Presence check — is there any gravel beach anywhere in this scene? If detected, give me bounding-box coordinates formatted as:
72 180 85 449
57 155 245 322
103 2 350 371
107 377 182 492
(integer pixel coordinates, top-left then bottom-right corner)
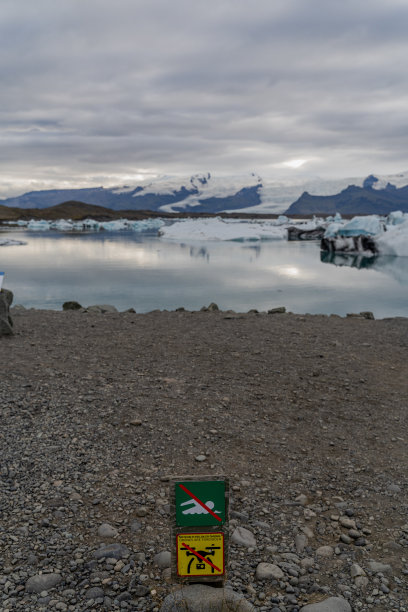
1 307 407 611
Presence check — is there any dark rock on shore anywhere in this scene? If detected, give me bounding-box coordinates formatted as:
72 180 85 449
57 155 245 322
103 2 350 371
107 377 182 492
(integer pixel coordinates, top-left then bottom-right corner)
0 288 13 335
62 300 82 311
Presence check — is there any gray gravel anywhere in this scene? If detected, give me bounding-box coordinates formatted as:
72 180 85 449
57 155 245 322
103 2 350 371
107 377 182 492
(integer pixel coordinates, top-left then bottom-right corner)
1 308 407 611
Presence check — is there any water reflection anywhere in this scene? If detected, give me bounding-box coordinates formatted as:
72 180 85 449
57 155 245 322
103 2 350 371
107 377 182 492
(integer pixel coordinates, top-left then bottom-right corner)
188 246 209 261
0 229 407 316
321 251 408 285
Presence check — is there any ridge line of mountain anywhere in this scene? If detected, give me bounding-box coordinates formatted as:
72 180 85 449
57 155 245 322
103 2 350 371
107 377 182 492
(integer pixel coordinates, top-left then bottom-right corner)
1 171 408 216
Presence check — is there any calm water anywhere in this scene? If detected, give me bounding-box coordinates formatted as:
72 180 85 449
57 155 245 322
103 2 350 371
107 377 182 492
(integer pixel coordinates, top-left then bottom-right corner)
1 228 407 317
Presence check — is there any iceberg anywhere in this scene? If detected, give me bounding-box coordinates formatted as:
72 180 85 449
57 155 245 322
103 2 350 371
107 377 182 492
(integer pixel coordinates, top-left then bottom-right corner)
22 217 165 232
51 219 74 231
386 210 408 226
376 219 408 256
335 215 383 237
27 219 51 231
158 218 287 242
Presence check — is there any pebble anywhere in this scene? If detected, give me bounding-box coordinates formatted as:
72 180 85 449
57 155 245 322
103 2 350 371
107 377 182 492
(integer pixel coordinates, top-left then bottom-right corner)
195 454 207 462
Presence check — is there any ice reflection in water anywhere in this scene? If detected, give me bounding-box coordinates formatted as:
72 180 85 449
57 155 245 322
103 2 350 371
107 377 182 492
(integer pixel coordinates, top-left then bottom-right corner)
0 229 407 317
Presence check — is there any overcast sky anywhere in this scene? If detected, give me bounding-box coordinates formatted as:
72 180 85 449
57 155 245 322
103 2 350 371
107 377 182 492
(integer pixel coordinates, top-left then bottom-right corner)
1 0 408 197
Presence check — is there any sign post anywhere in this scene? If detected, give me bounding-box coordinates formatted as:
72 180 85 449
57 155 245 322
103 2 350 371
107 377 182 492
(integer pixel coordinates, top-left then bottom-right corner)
170 475 229 584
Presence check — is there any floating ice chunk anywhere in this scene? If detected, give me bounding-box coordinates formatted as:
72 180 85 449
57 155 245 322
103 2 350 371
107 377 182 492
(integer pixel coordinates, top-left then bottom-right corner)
386 210 408 226
98 219 129 231
0 238 27 246
275 215 289 225
50 219 74 231
338 215 383 237
27 219 51 231
376 219 408 256
158 218 287 242
127 218 165 232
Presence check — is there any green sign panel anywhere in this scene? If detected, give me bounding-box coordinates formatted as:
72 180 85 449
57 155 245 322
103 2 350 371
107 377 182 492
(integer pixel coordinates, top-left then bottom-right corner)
175 480 226 526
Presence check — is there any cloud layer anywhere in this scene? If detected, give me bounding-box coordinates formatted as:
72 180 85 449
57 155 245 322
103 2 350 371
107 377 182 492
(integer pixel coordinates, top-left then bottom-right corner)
1 0 408 196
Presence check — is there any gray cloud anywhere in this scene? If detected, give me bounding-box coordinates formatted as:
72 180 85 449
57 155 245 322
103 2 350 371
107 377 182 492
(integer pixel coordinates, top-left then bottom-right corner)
1 0 408 196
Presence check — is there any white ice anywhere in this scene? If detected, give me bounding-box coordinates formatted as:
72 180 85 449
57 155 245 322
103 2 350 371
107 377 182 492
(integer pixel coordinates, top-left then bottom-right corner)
376 219 408 257
158 218 288 242
23 218 165 232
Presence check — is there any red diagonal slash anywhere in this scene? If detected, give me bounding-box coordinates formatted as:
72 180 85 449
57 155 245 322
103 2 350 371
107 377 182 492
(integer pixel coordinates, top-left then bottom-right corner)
181 542 222 572
178 483 222 522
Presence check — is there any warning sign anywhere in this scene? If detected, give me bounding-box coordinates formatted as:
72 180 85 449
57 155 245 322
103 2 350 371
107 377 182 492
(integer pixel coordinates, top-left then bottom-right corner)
176 533 224 577
175 480 226 526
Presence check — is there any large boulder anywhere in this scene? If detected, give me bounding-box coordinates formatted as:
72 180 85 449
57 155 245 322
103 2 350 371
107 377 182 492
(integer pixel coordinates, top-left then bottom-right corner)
0 289 13 335
160 584 255 611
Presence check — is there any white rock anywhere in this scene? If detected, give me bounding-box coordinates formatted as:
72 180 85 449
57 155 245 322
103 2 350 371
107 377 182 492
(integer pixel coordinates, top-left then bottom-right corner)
195 455 207 462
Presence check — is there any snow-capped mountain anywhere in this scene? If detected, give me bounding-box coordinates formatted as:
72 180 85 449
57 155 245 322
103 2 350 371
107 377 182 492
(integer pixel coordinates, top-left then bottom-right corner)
1 171 408 214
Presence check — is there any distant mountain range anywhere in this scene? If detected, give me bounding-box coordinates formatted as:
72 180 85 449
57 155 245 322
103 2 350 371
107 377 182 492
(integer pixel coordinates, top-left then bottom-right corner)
1 171 408 215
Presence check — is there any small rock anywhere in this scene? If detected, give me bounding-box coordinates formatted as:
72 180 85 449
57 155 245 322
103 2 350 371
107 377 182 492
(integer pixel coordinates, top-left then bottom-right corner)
295 534 308 554
360 311 375 320
98 523 118 538
25 573 62 593
195 455 207 462
367 561 392 573
300 596 352 612
160 584 255 611
256 562 284 581
339 517 356 529
350 563 365 578
231 526 257 548
268 306 286 314
154 551 171 569
85 586 104 600
93 543 129 560
62 301 82 311
316 546 333 558
354 576 369 589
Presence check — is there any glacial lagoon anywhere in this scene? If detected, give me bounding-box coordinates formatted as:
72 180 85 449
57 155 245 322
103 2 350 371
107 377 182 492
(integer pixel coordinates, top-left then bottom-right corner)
0 227 407 318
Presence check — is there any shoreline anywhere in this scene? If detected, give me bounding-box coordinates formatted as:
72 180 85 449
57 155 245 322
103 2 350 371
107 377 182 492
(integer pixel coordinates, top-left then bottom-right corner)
8 302 408 321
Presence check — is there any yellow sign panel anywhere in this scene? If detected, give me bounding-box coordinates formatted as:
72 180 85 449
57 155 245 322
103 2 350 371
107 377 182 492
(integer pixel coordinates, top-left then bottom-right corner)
176 532 224 577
